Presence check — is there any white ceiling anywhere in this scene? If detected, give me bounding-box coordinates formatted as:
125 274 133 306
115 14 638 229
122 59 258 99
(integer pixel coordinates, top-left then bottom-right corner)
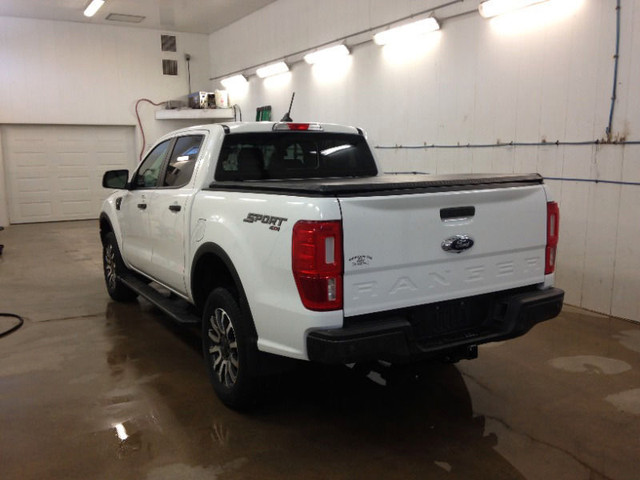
0 0 278 34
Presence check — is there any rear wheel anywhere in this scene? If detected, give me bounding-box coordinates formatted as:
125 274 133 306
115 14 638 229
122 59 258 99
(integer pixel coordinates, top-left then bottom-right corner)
202 287 260 409
103 232 137 302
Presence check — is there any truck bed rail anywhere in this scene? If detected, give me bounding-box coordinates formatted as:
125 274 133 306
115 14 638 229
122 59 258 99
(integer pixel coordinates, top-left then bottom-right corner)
208 173 544 197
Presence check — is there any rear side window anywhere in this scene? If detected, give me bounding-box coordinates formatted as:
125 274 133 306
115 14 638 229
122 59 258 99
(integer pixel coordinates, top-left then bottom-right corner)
215 132 377 181
163 135 204 187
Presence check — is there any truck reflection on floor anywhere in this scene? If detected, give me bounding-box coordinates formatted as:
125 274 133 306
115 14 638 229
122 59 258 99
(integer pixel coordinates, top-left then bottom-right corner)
101 300 527 480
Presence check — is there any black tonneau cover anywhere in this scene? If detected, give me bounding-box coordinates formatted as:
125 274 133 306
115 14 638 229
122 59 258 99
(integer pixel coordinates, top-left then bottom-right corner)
207 173 544 197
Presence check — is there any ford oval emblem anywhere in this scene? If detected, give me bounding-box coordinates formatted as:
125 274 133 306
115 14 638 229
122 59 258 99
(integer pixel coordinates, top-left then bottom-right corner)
442 235 474 254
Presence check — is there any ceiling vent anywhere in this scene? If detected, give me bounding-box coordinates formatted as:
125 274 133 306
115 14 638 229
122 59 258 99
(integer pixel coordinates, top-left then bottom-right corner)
106 13 146 23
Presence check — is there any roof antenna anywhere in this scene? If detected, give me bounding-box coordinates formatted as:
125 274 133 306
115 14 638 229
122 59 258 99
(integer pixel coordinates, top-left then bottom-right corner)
280 92 295 122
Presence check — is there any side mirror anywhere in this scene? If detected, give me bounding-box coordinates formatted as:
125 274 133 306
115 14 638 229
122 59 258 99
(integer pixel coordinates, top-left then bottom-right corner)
102 169 130 189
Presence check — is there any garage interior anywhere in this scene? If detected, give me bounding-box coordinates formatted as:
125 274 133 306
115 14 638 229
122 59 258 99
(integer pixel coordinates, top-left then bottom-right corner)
1 1 639 479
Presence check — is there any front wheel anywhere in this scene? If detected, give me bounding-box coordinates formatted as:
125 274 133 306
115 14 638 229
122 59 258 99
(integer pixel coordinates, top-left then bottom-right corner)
202 287 260 410
103 232 137 302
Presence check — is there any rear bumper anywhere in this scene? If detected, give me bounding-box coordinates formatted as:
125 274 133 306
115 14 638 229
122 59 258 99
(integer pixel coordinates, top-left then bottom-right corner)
307 287 564 364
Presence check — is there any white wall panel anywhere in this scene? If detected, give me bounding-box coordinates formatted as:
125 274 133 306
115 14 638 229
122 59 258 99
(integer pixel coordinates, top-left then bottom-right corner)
0 18 210 127
207 0 640 322
469 149 493 174
581 183 620 314
622 144 640 183
513 148 538 176
612 187 640 320
555 180 588 306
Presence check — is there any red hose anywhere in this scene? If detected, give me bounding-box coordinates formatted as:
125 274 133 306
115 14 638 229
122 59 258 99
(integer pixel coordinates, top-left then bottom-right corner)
135 98 167 161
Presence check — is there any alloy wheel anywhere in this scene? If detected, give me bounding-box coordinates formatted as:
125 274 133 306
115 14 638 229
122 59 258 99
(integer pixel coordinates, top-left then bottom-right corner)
104 244 117 291
207 308 239 387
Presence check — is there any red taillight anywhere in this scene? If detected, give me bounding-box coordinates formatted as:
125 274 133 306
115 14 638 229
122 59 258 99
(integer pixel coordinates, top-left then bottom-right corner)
292 220 343 311
545 201 560 274
286 123 310 131
272 122 323 131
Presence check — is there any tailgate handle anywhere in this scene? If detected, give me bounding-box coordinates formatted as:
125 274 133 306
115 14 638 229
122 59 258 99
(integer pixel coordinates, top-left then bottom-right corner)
440 206 475 221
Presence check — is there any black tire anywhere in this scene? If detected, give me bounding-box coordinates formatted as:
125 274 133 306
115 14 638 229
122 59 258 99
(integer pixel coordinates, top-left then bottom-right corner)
103 232 137 302
202 287 260 410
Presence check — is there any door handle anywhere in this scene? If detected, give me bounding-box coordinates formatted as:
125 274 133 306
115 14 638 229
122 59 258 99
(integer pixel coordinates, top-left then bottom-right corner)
137 203 147 210
440 206 475 221
169 205 182 212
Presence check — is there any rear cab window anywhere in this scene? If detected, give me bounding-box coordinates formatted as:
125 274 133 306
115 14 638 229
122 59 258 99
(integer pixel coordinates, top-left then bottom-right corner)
215 132 378 181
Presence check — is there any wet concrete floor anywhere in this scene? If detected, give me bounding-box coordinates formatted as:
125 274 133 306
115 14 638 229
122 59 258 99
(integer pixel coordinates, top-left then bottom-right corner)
1 220 639 479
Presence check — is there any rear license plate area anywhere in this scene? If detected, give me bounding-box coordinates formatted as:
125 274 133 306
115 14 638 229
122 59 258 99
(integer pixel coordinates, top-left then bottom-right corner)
409 296 491 341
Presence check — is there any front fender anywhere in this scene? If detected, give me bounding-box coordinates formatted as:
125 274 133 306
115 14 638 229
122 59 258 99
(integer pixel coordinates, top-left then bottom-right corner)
99 193 125 250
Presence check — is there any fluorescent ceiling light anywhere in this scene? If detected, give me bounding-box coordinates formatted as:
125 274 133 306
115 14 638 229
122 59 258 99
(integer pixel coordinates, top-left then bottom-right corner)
256 61 289 78
373 17 440 45
220 74 247 90
84 0 105 18
304 45 350 65
479 0 550 18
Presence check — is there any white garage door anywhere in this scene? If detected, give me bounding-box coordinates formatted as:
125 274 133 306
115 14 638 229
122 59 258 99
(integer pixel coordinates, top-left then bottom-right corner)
2 125 135 224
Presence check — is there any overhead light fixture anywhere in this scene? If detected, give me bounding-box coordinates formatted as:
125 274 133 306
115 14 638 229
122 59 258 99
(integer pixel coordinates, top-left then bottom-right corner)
220 74 248 90
479 0 549 18
373 17 440 45
304 45 350 65
487 0 584 34
83 0 105 18
256 61 289 79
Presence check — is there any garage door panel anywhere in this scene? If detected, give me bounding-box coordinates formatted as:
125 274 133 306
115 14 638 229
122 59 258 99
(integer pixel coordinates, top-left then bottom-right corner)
10 139 47 155
12 166 50 180
16 178 51 194
60 199 93 217
13 187 55 199
3 125 135 223
96 137 128 150
59 177 90 193
18 201 53 219
56 165 90 176
57 139 91 154
57 153 91 167
9 152 49 168
96 152 131 167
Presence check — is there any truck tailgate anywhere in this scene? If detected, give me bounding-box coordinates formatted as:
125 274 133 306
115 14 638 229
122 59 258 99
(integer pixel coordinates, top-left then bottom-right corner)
340 182 548 317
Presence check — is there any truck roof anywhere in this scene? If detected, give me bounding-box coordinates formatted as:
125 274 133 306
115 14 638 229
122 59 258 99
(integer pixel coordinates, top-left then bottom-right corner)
164 121 363 137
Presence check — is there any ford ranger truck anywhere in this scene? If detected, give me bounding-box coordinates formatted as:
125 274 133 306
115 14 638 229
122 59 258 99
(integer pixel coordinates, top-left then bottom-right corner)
100 122 564 408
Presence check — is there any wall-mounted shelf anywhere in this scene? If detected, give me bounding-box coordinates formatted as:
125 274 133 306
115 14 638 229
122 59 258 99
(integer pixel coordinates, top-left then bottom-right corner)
155 108 234 120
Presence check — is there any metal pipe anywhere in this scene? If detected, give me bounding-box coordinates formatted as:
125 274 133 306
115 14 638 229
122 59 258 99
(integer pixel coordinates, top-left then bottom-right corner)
606 0 621 139
375 140 640 149
545 177 640 187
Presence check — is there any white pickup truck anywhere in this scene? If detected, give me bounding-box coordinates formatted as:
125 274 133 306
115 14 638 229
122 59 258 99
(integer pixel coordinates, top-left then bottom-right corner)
100 121 564 408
